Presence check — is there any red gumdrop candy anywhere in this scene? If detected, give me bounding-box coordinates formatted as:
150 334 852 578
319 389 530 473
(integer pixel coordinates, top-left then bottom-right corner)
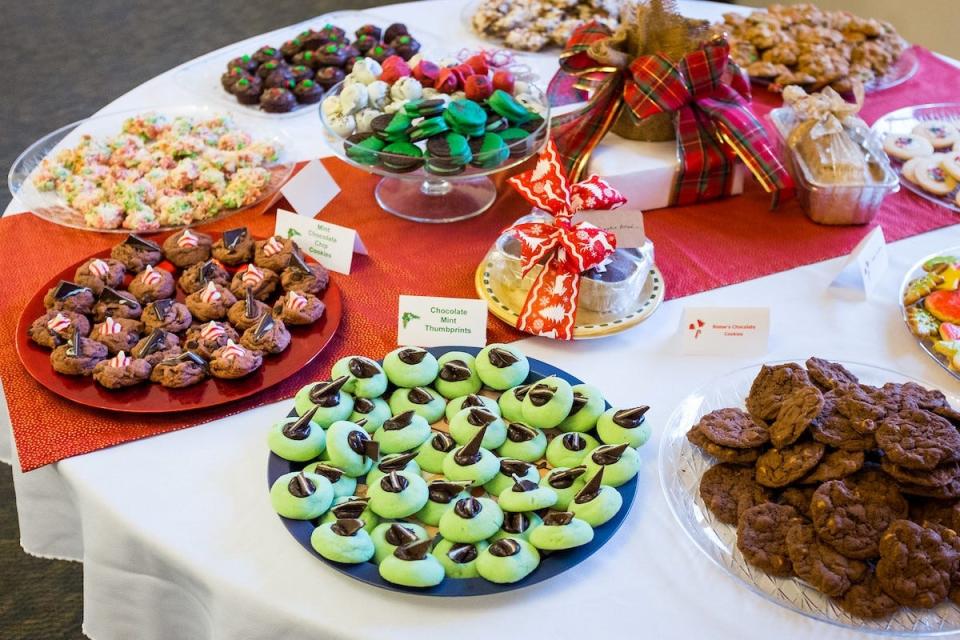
413 60 440 87
464 75 493 101
492 70 515 94
435 68 460 94
465 54 489 76
454 63 475 79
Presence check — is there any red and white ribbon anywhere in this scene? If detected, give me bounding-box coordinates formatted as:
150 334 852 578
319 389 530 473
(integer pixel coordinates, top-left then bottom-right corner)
262 236 284 257
505 140 624 340
200 321 225 340
89 259 110 278
101 317 123 335
285 291 308 312
200 281 222 304
220 339 245 360
108 351 131 368
177 229 199 249
241 264 264 288
47 313 71 333
142 264 163 286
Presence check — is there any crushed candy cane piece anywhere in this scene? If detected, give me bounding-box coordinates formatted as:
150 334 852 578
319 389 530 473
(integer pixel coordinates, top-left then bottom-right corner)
101 317 123 335
142 264 163 286
285 291 308 312
241 264 264 288
89 259 110 278
199 321 225 340
47 313 72 333
220 339 246 360
177 229 199 248
108 351 131 368
200 281 222 304
262 236 284 257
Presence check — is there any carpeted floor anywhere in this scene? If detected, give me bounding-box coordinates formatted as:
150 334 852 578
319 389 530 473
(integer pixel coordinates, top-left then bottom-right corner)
0 3 397 637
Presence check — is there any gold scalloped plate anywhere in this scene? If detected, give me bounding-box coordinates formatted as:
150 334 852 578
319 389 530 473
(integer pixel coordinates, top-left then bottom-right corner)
474 252 665 340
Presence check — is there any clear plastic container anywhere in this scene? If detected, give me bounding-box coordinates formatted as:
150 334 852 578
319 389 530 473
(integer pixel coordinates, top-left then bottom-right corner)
769 108 899 225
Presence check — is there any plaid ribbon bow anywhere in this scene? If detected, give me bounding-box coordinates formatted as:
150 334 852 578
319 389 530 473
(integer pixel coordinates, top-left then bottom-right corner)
505 141 624 340
548 22 793 206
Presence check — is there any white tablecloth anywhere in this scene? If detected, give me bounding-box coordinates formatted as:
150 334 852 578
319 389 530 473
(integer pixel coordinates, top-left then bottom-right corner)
3 2 959 638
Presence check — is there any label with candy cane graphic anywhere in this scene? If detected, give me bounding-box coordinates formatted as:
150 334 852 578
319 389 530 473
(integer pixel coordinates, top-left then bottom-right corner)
220 339 246 360
47 313 72 333
285 291 308 312
200 281 222 304
199 321 225 340
262 236 284 257
89 259 110 278
101 317 123 335
142 265 163 286
241 265 264 288
108 351 131 368
177 229 199 248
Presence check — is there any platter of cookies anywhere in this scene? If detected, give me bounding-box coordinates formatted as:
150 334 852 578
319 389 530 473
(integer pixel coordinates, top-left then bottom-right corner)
873 103 960 213
902 248 960 380
267 344 648 595
15 229 342 413
463 0 624 52
661 358 960 633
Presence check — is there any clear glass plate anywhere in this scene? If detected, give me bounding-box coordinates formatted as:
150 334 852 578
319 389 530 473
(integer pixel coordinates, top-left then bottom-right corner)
659 360 960 635
7 104 295 233
752 46 919 94
871 102 960 214
899 247 960 381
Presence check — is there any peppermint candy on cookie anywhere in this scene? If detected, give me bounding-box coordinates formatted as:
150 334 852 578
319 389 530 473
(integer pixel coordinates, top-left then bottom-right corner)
200 321 225 340
241 264 265 288
177 229 200 249
262 237 284 258
89 259 110 278
883 133 934 161
47 313 72 333
912 121 960 150
142 264 163 286
220 339 246 360
108 351 131 368
101 317 123 335
285 291 308 312
200 281 223 304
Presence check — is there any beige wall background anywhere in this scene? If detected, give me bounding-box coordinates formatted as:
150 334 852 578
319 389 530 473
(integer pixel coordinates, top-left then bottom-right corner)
734 0 960 58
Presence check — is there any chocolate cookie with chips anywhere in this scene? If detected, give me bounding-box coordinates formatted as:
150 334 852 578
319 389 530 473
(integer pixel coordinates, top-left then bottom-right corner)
786 522 868 597
803 449 865 484
810 390 876 451
806 357 859 391
778 486 817 519
746 363 812 421
696 408 770 449
876 409 960 471
737 503 805 576
755 441 825 488
876 519 959 608
770 386 823 448
686 425 762 465
699 463 772 525
835 569 901 620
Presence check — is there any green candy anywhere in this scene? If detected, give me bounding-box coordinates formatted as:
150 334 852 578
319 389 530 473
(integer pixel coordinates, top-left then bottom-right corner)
438 496 503 543
345 136 385 166
371 521 428 564
404 98 446 117
434 351 482 399
382 113 414 142
348 397 392 433
449 407 506 449
415 480 471 526
301 462 358 500
499 127 529 146
442 426 500 487
496 421 547 462
414 431 457 474
497 384 529 422
545 432 599 468
310 519 375 563
528 512 594 550
388 387 446 424
379 540 445 587
483 459 539 497
365 451 421 487
476 344 530 390
476 538 540 584
409 116 449 142
445 394 500 422
326 420 378 476
443 98 486 128
567 467 623 527
433 539 488 579
269 471 333 520
497 478 557 512
320 496 380 533
490 512 543 542
382 347 439 388
596 407 651 448
374 410 432 454
367 471 429 518
470 132 509 168
558 384 606 433
584 443 641 487
488 89 532 124
267 406 325 461
522 376 574 429
330 356 388 398
293 377 355 426
539 466 588 511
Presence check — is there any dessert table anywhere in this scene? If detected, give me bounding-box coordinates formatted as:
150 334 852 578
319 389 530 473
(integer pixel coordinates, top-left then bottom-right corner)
3 1 960 639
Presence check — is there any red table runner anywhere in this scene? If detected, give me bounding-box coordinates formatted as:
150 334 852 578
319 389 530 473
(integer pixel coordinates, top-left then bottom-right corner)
4 47 958 472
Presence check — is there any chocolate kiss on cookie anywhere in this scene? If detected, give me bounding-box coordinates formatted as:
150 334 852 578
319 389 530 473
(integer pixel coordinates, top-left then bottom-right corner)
151 298 175 321
66 329 82 357
288 472 316 497
348 357 380 378
499 458 532 477
376 451 419 472
502 512 532 534
574 467 604 503
467 408 497 426
407 387 434 404
489 538 521 557
397 347 428 365
330 497 369 519
100 286 138 307
543 511 575 526
135 329 167 358
385 523 420 546
488 347 520 367
562 433 588 451
53 280 91 300
427 480 471 503
222 227 248 250
123 234 161 251
462 394 488 409
394 538 432 561
309 376 350 407
309 463 344 484
614 406 649 428
331 518 366 537
381 471 410 493
548 465 587 489
383 410 416 431
346 428 377 457
428 430 456 452
510 474 539 492
454 496 483 518
448 542 481 563
439 360 472 382
591 443 629 465
454 425 487 465
506 422 538 442
282 406 319 439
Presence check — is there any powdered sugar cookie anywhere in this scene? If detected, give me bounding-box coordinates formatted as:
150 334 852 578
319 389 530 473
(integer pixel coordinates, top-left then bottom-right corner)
942 150 960 182
912 121 960 150
913 157 958 196
884 133 934 160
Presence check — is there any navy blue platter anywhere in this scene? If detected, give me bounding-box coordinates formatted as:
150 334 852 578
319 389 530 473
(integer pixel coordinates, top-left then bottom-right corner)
266 345 638 596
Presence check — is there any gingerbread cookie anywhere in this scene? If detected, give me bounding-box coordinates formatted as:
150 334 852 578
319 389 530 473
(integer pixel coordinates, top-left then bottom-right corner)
699 463 772 525
755 441 825 488
746 363 812 421
786 522 868 597
736 503 805 577
770 386 823 448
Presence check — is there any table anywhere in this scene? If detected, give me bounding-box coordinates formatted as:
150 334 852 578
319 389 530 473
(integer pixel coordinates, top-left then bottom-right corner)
3 2 960 639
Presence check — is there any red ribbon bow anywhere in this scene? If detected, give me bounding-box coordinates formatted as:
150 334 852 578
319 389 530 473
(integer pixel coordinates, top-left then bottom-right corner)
505 141 625 340
548 22 793 206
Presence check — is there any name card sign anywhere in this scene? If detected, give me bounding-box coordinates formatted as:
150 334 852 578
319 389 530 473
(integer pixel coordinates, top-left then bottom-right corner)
280 160 341 217
275 209 367 275
680 307 770 356
397 296 488 348
830 227 888 298
573 208 647 248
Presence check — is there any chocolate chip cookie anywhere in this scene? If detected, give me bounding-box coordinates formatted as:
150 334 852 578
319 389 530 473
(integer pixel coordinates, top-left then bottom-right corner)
778 486 817 519
786 522 868 597
835 569 901 620
806 357 859 391
696 408 770 449
687 425 763 465
881 460 960 488
755 441 825 488
699 463 772 525
876 519 958 608
736 503 805 576
803 449 865 484
810 392 876 451
771 386 823 448
910 499 960 531
812 471 908 559
876 409 960 471
746 363 812 421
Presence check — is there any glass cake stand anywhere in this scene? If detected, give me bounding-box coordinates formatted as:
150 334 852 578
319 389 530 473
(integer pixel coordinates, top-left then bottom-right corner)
319 82 550 223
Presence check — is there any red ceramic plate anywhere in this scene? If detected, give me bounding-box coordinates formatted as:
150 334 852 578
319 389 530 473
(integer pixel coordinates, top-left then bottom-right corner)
15 238 342 414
